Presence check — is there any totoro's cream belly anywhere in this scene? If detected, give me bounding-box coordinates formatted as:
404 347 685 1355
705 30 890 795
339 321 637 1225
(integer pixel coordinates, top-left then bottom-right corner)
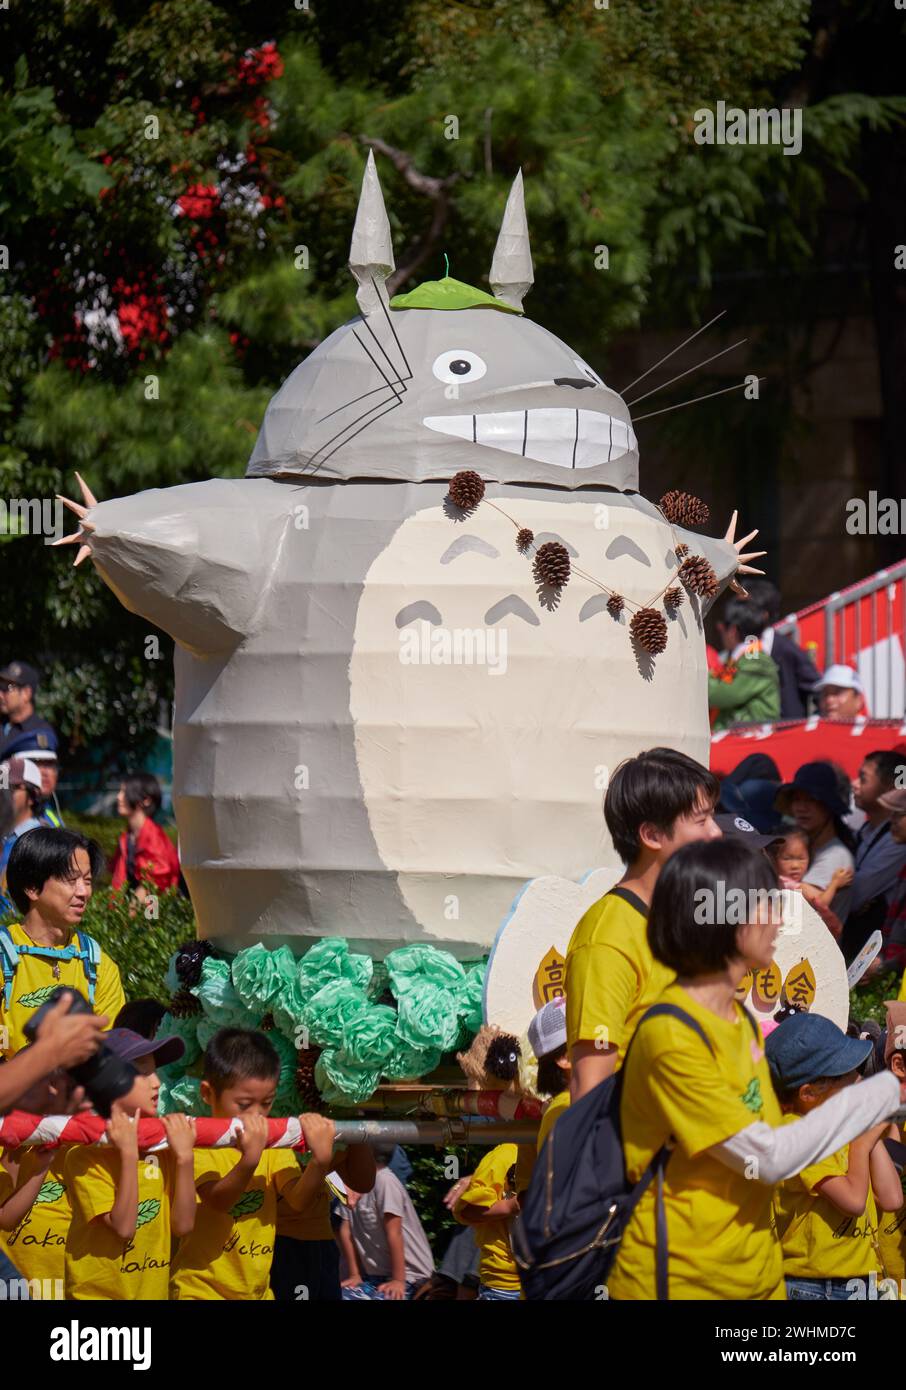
348 494 711 951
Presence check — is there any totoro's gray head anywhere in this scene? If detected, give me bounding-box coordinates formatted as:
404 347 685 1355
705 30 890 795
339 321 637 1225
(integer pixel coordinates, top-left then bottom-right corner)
247 160 638 492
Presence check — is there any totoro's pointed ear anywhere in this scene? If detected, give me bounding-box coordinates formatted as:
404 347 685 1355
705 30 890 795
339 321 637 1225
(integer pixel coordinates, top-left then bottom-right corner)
349 150 395 316
489 169 533 311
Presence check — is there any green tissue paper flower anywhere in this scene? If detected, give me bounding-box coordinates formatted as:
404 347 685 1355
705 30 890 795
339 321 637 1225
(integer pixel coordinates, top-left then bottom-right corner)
340 1005 398 1069
159 1075 210 1116
190 958 258 1029
153 1012 201 1076
196 1016 221 1053
232 944 299 1015
296 938 373 1001
385 945 466 999
383 1038 442 1082
301 978 369 1049
268 1028 302 1105
165 951 182 996
314 1049 380 1106
452 963 486 1035
271 971 309 1043
395 979 460 1052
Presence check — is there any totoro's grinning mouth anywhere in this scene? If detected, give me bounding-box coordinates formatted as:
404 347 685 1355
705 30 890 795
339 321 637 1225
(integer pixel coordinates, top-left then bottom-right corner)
422 409 637 470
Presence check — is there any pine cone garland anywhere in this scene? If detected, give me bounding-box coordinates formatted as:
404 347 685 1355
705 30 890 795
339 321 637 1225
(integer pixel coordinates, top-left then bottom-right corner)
169 988 202 1019
296 1047 323 1110
675 542 690 559
630 607 668 655
660 490 710 527
606 593 625 618
533 540 571 588
679 554 719 599
447 470 485 511
516 527 534 554
664 586 684 611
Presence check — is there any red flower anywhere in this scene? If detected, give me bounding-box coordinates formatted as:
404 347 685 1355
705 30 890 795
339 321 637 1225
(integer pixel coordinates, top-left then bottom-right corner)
178 184 219 219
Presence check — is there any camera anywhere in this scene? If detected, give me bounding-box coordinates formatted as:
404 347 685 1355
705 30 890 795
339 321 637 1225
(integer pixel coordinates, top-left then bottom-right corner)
24 986 139 1118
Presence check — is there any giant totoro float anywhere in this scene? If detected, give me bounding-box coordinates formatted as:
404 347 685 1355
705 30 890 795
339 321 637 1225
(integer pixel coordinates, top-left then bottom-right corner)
59 155 765 961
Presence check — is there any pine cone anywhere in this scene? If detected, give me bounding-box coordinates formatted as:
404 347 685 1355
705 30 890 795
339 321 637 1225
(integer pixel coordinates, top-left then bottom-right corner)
447 470 485 511
679 554 719 599
675 542 690 559
660 490 710 527
296 1047 323 1111
606 593 625 618
169 988 202 1019
533 540 571 588
630 607 668 655
664 586 684 611
516 527 534 554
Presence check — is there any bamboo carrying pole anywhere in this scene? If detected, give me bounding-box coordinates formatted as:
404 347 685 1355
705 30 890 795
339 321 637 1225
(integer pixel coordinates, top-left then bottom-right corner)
0 1112 539 1150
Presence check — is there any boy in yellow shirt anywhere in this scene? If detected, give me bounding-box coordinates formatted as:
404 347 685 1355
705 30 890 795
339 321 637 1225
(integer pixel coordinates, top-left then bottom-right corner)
64 1028 197 1299
170 1027 336 1300
0 1059 86 1298
567 748 720 1101
454 1143 521 1300
767 1011 903 1300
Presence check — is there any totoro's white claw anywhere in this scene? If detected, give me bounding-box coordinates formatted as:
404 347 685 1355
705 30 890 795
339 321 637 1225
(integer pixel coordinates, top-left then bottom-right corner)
74 472 98 509
51 532 83 547
74 543 93 567
58 495 88 520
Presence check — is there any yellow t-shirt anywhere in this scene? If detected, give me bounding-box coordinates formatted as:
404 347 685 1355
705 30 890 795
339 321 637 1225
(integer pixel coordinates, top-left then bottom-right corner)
609 983 785 1302
775 1117 883 1281
515 1089 571 1191
566 888 673 1064
64 1146 175 1300
0 922 124 1057
170 1147 301 1300
877 1128 906 1289
456 1143 520 1293
3 1149 70 1295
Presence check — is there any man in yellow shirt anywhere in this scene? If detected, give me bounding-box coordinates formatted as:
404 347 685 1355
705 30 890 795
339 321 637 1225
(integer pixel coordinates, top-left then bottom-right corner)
567 748 720 1099
0 829 124 1057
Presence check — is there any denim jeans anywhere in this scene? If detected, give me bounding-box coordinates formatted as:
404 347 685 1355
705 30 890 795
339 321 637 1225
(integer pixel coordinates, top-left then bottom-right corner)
786 1276 861 1301
341 1276 424 1301
477 1283 522 1301
0 1247 27 1299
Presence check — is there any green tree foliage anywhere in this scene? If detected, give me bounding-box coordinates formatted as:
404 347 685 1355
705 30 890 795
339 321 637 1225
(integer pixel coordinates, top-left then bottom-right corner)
0 0 902 771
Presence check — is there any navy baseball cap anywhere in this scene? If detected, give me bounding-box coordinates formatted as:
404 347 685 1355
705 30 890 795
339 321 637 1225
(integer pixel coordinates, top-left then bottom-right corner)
104 1027 185 1069
765 1011 871 1092
715 812 782 850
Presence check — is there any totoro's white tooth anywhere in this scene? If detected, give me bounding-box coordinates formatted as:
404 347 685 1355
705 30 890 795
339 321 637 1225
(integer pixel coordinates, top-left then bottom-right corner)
424 415 473 441
474 411 525 455
524 407 573 467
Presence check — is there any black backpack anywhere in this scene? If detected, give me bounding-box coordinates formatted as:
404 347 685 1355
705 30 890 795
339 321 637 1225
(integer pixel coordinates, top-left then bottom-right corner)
511 1001 744 1301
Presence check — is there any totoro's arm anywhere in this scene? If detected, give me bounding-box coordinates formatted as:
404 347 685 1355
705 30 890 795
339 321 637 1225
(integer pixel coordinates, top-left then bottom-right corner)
676 520 762 618
78 477 293 657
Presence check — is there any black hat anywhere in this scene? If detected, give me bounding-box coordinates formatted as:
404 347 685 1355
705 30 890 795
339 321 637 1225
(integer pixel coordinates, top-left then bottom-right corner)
0 660 39 690
775 762 850 821
714 812 782 850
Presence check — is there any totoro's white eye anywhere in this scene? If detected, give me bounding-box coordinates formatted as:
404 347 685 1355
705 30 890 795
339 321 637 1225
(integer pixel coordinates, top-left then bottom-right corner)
573 357 603 386
432 350 487 384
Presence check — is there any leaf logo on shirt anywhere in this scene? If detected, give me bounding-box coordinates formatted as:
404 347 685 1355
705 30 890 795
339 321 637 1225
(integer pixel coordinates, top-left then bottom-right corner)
740 1078 763 1114
17 986 59 1009
35 1179 65 1204
230 1189 264 1220
136 1198 161 1228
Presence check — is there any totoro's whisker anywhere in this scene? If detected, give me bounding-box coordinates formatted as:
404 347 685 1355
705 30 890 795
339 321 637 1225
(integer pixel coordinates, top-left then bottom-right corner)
352 330 405 404
372 275 413 380
362 313 411 390
309 394 405 470
309 384 401 465
632 377 767 423
316 383 402 425
620 311 727 395
625 338 747 408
